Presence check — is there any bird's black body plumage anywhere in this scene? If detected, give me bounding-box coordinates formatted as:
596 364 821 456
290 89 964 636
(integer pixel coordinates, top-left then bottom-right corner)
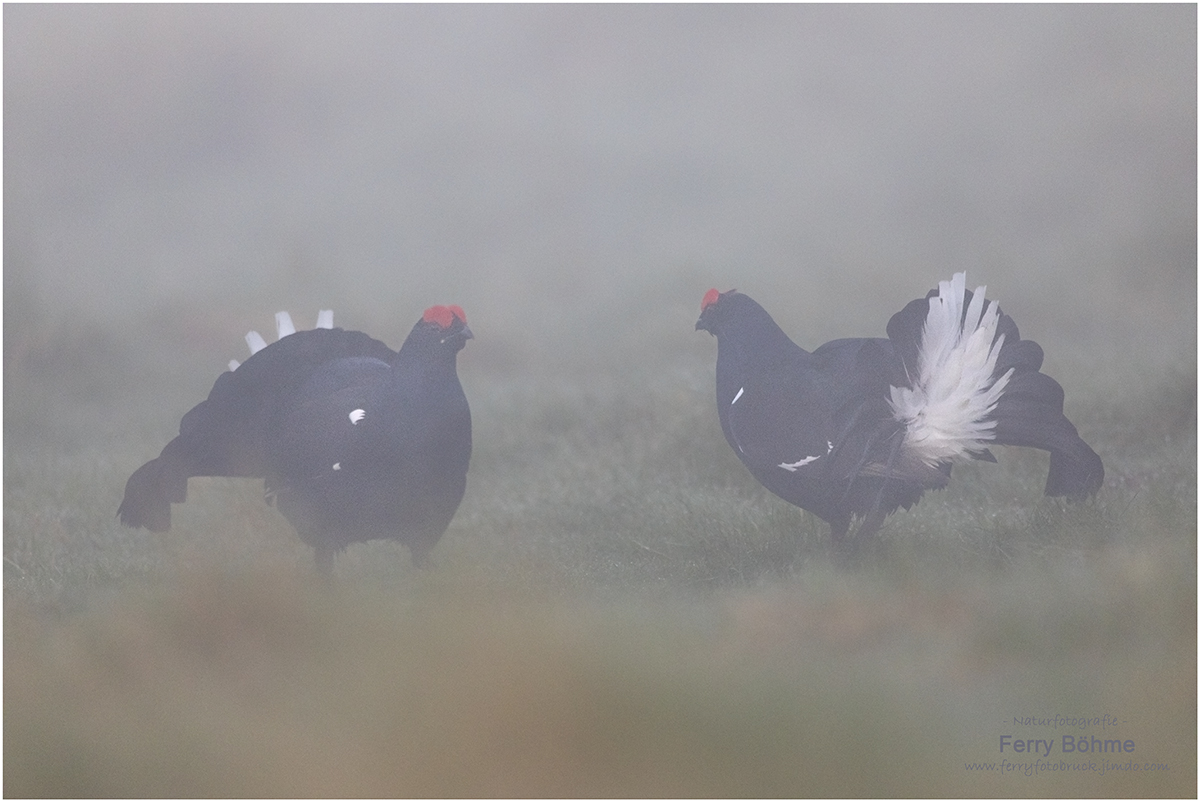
118 307 472 573
696 275 1103 553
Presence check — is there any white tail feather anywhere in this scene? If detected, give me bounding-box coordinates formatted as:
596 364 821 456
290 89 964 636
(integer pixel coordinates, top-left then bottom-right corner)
889 273 1012 466
275 311 296 339
246 330 268 354
238 309 332 366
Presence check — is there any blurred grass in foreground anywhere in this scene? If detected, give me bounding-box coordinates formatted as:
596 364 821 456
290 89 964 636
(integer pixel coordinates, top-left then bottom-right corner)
4 282 1196 796
4 545 1195 797
5 547 1194 797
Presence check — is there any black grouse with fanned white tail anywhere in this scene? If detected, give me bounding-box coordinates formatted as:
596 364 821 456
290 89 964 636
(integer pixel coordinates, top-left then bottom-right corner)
118 306 473 574
695 273 1103 553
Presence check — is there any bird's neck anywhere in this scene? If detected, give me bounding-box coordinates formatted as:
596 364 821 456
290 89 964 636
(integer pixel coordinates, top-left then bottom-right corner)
388 348 461 389
717 309 808 377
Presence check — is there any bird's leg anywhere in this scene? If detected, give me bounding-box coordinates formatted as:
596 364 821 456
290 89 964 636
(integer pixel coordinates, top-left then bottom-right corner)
843 428 903 561
852 507 888 546
830 508 887 565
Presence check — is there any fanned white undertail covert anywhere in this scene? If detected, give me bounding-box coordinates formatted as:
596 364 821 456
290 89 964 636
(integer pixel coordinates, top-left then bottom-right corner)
888 272 1013 466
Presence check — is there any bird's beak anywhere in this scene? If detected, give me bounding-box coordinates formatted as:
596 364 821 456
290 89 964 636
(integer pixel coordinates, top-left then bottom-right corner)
441 325 473 347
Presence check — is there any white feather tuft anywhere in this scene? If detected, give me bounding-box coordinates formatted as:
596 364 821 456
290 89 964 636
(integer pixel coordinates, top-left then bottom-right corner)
889 272 1013 466
239 309 332 363
246 330 268 355
275 311 296 339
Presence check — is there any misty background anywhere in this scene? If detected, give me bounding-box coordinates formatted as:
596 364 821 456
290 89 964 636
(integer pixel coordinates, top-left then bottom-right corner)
6 5 1194 381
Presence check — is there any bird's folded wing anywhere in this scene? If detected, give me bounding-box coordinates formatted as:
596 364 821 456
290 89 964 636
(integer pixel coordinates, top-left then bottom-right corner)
268 358 392 483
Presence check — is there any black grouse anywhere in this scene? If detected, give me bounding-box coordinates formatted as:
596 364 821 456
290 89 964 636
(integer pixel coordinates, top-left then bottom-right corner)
695 273 1103 554
118 305 473 574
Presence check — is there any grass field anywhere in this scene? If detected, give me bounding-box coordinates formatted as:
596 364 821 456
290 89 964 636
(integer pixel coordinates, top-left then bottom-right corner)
5 270 1195 797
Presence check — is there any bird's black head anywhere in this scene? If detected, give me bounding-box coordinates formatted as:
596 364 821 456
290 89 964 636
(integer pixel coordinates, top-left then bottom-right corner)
404 305 474 357
696 288 799 361
695 287 739 335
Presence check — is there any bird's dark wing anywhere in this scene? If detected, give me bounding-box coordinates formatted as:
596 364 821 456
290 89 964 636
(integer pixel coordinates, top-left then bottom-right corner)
805 338 907 476
724 372 837 473
176 328 396 477
722 339 888 476
266 356 392 486
119 328 398 531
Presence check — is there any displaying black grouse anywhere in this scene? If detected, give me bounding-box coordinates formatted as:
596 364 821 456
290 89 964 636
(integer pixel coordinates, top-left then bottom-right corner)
695 273 1103 554
118 306 473 574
